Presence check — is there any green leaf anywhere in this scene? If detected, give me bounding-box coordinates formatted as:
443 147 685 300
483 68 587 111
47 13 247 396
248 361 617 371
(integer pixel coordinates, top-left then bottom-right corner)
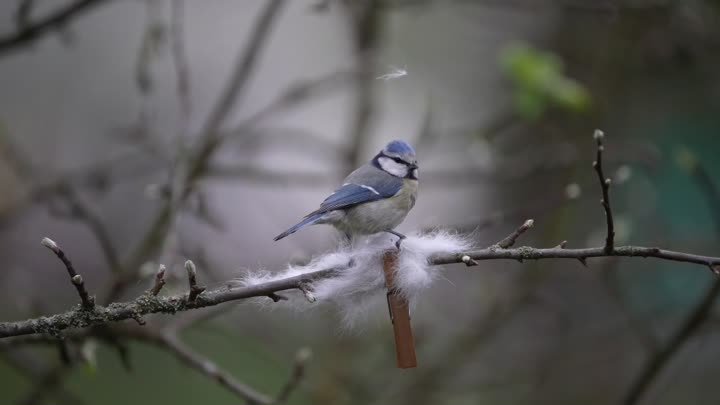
500 42 591 119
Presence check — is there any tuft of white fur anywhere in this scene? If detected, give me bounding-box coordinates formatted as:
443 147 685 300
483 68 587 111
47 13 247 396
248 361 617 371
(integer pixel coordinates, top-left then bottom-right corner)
237 231 473 329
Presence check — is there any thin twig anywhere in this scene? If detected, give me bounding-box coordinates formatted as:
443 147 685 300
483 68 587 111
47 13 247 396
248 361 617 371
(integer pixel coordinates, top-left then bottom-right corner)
55 185 123 274
149 264 166 296
593 129 615 253
3 326 269 403
274 347 312 404
170 0 192 125
120 0 288 294
493 219 534 249
344 0 380 171
199 0 287 138
0 0 111 57
41 237 94 308
132 329 272 405
225 70 357 135
185 260 205 301
621 277 720 405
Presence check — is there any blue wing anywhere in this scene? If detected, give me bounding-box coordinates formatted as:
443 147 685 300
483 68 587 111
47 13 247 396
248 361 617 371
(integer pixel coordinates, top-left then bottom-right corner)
273 182 401 241
315 181 401 214
274 167 403 241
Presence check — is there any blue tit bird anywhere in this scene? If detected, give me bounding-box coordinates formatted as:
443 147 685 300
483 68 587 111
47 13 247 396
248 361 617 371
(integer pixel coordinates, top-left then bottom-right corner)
274 140 419 247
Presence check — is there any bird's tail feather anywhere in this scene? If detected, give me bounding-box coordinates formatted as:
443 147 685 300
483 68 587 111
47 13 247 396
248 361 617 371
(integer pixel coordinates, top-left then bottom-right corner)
273 213 323 241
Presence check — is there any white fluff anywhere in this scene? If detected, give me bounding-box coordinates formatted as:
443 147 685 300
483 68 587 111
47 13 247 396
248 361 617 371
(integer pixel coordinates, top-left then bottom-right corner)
238 231 472 328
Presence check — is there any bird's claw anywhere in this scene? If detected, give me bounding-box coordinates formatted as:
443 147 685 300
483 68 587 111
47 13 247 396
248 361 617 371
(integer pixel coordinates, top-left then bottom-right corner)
394 234 406 250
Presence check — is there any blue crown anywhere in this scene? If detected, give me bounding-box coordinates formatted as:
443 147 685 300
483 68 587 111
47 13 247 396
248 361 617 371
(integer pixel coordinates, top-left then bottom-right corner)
384 140 415 156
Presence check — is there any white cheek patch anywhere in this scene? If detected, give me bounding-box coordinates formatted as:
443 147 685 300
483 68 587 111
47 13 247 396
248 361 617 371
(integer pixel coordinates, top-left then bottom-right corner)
378 157 408 177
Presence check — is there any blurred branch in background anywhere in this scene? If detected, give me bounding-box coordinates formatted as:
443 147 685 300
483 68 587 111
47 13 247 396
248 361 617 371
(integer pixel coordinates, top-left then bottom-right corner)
1 1 291 403
343 0 380 171
0 0 111 57
621 152 720 405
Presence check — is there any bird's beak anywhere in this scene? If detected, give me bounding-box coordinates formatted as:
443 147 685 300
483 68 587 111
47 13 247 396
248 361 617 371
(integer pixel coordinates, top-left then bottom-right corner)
408 163 418 170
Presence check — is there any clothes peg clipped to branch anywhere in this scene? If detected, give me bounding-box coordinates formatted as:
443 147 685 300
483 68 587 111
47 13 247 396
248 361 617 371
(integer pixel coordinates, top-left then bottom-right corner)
382 250 417 369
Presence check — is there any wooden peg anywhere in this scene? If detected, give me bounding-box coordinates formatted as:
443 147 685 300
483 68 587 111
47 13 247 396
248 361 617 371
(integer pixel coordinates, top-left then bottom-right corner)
382 250 417 369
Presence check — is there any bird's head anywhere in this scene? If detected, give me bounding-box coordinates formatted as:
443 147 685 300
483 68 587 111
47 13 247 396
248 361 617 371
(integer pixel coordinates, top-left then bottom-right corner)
373 140 418 180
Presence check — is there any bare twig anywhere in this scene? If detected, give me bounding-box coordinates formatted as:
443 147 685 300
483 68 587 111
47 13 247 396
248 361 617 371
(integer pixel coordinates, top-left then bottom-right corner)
199 0 287 138
54 185 122 274
274 347 312 404
621 277 720 405
149 264 167 296
493 219 534 249
185 260 205 301
130 328 272 405
3 325 269 404
343 0 380 171
593 129 615 253
170 0 192 124
225 70 357 134
41 237 94 308
121 0 288 288
0 0 111 57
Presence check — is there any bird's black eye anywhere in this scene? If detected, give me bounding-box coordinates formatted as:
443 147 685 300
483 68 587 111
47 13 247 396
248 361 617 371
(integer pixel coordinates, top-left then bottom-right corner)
392 157 405 164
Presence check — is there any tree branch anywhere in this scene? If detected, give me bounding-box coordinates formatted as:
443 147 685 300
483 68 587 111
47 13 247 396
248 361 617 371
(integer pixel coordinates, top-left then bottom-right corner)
274 347 312 404
493 219 534 249
148 264 166 296
593 129 615 253
129 328 272 405
0 0 111 57
344 0 380 171
41 237 94 309
3 242 719 339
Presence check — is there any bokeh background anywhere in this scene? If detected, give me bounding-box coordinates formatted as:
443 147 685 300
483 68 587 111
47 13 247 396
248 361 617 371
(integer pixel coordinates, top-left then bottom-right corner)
1 0 720 404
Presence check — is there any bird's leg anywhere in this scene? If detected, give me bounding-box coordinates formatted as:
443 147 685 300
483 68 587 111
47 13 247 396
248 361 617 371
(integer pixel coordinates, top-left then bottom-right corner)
386 230 406 250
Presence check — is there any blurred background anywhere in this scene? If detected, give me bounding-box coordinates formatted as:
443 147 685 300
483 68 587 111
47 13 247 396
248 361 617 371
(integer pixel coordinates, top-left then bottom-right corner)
1 0 720 404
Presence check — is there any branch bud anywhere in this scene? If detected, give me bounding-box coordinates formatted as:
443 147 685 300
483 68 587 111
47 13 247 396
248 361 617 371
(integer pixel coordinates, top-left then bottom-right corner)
41 237 59 253
593 129 604 141
185 260 196 277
